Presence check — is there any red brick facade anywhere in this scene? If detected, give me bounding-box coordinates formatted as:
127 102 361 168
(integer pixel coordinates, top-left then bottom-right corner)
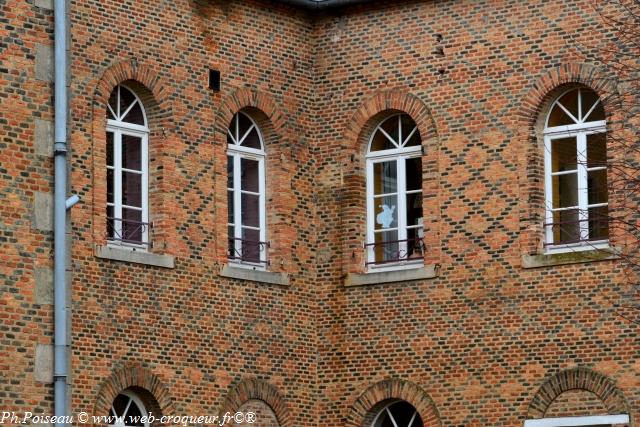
1 0 638 426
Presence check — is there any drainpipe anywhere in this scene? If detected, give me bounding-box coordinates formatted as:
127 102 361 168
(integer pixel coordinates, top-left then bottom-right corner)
54 0 75 424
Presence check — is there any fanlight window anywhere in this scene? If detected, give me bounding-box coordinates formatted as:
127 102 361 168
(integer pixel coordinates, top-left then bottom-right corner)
227 111 267 266
106 84 150 247
544 88 608 248
366 113 424 267
108 391 149 427
372 401 424 427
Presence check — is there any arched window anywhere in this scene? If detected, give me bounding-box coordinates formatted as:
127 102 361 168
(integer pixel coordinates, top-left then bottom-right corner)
366 113 424 268
544 88 608 249
372 401 423 427
227 111 267 266
106 84 149 247
108 390 149 427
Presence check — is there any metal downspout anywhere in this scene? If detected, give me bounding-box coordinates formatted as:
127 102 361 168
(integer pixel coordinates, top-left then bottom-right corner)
54 0 70 424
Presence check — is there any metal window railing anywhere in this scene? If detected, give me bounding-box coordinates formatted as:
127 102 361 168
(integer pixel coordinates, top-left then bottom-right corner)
364 236 425 266
228 237 269 265
107 217 152 247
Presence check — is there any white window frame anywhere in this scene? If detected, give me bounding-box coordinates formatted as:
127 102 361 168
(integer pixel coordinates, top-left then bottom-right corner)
227 112 267 269
106 84 150 249
543 88 608 253
108 390 150 427
524 414 630 427
366 114 423 272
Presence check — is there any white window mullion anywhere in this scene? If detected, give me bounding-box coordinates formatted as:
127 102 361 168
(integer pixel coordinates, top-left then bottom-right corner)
141 133 149 245
258 156 266 263
576 133 589 241
114 130 123 240
544 135 555 246
397 157 408 257
233 154 242 258
366 159 375 265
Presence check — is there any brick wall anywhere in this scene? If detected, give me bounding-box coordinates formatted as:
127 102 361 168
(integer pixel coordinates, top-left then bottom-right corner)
0 0 638 426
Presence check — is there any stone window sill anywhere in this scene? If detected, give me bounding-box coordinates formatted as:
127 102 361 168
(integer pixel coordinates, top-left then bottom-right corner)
95 245 175 268
220 264 290 286
344 264 438 287
521 247 620 268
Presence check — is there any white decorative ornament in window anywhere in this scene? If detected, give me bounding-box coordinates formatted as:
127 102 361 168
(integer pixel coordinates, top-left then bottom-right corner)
108 391 149 427
543 88 608 250
366 113 424 268
106 84 150 248
371 400 424 427
226 111 267 267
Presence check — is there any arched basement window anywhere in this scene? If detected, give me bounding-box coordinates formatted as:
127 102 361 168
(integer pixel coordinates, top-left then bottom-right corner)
106 84 150 247
108 390 149 427
227 111 267 266
544 87 608 249
371 400 424 427
366 113 424 268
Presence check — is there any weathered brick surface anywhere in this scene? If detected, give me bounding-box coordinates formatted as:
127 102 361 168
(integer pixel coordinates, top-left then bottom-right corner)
1 0 639 426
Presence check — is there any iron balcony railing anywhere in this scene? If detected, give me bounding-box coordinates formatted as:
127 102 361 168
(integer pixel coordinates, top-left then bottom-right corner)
228 237 270 265
107 217 152 247
364 236 425 266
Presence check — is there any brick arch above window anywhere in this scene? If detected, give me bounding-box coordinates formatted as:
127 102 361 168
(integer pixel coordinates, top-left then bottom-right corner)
94 364 176 422
348 378 441 427
527 367 630 419
219 378 291 427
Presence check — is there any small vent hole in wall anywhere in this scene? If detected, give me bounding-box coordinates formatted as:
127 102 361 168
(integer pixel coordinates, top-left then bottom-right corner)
209 69 220 91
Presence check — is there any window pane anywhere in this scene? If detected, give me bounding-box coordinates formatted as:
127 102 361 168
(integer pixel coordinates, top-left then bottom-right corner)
238 112 253 137
589 205 609 240
407 192 423 226
108 88 118 118
407 227 425 260
228 225 237 259
125 399 144 426
119 86 136 118
374 195 398 230
241 158 260 192
552 209 580 244
548 104 575 127
122 208 143 243
106 132 114 166
587 133 607 167
242 227 262 263
106 205 114 239
374 161 397 194
122 172 142 207
558 89 579 121
227 155 234 188
380 115 400 144
374 229 398 264
241 127 261 149
588 169 608 204
581 89 601 121
400 114 419 146
122 101 145 125
370 129 396 151
111 394 129 417
122 134 142 171
241 193 260 227
388 401 421 427
551 137 577 172
552 173 578 208
585 101 605 122
405 157 422 191
107 169 114 203
228 190 234 223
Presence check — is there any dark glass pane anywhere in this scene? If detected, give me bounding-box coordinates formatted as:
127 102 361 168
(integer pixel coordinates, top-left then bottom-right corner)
552 209 580 244
377 411 395 427
107 169 114 203
552 173 578 209
374 195 398 230
119 86 136 119
405 157 422 191
228 190 234 223
228 225 237 259
370 130 396 151
588 169 608 204
125 399 144 426
122 172 142 207
380 115 400 144
242 227 262 263
227 155 234 188
241 193 260 227
400 114 418 146
551 137 577 172
106 132 114 167
587 133 607 167
407 227 425 260
548 104 575 127
388 401 420 427
581 89 601 121
241 158 260 192
242 127 262 150
407 192 423 226
111 394 129 417
557 89 579 121
238 112 253 137
106 205 114 239
227 131 235 146
589 206 609 240
374 161 397 194
122 101 145 126
374 230 399 264
122 208 143 243
586 102 605 122
108 88 119 118
122 134 142 171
